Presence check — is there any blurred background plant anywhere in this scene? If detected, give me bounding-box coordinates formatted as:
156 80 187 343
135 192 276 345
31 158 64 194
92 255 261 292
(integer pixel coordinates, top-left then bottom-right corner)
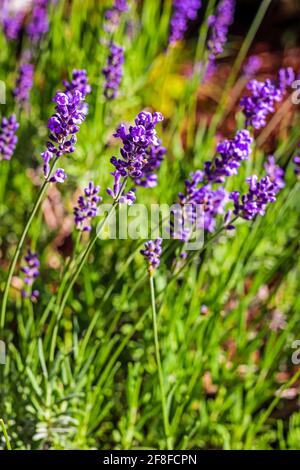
0 0 300 450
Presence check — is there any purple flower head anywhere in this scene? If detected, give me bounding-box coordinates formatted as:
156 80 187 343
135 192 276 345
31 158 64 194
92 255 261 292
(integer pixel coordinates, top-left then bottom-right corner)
13 63 34 108
141 238 162 274
63 69 92 99
169 0 202 45
21 249 40 301
264 156 285 192
41 72 88 181
243 55 262 77
102 42 124 100
104 0 129 33
26 0 49 43
230 175 277 220
50 168 67 184
278 67 295 92
133 140 166 188
111 111 164 186
74 181 102 232
2 10 25 40
174 172 228 240
207 0 235 62
0 114 19 161
204 130 253 183
106 171 136 205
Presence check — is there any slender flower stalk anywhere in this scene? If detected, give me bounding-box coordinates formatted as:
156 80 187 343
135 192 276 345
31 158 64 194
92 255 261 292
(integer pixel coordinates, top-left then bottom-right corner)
141 239 172 448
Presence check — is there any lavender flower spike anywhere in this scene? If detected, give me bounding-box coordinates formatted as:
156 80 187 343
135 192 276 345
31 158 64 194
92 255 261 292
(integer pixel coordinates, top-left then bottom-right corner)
104 0 129 33
0 115 19 162
13 63 34 108
21 250 40 301
264 156 285 192
204 129 253 183
141 239 162 275
169 0 202 45
26 0 49 43
230 175 277 221
74 181 102 232
107 171 136 205
111 111 164 187
207 0 235 62
102 42 124 100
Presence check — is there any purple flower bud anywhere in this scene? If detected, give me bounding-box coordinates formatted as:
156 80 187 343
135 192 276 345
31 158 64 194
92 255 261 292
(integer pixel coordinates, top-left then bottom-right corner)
243 55 262 77
50 168 67 183
169 0 202 45
21 250 40 301
13 63 34 108
0 115 19 161
102 42 124 100
264 156 285 192
106 171 136 205
207 0 235 63
26 0 49 43
141 238 162 273
104 0 129 33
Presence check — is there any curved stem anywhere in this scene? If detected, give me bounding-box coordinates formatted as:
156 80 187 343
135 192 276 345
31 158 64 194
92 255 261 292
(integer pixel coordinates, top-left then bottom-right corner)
149 275 172 449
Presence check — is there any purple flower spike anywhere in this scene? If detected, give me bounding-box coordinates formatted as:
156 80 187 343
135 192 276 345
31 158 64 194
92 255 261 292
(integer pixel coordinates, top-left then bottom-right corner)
207 0 235 63
21 249 40 301
230 175 277 220
141 239 162 274
13 63 34 108
278 67 295 91
0 115 19 162
264 156 285 192
169 0 202 45
102 42 124 100
204 130 253 183
26 0 49 43
104 0 129 33
63 69 92 99
111 111 164 187
243 55 262 77
74 181 102 232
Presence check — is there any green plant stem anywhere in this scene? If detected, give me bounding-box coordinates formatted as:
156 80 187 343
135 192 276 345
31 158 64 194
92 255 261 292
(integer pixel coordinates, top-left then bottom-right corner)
0 179 49 331
149 275 172 450
0 419 12 450
49 178 128 362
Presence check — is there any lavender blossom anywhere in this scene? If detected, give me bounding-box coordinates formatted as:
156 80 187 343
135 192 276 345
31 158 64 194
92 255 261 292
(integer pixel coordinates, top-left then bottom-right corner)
106 171 136 205
111 111 164 187
74 181 102 231
41 72 88 180
21 249 40 301
264 156 285 192
50 168 67 184
133 140 166 188
102 42 124 100
0 115 19 161
230 175 277 221
141 239 162 274
104 0 128 33
63 69 92 99
13 63 34 108
26 0 49 43
2 10 25 40
243 55 262 77
204 130 253 183
207 0 235 62
278 67 295 91
169 0 202 45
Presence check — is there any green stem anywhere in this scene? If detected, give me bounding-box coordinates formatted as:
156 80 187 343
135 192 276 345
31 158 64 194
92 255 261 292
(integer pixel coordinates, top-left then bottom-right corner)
149 275 172 449
0 179 49 331
0 419 12 450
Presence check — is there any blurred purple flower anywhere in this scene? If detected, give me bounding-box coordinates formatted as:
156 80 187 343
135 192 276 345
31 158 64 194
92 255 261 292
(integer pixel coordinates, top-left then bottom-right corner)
21 249 40 301
141 238 162 273
102 42 124 100
0 115 19 161
13 63 34 108
74 181 102 231
264 156 285 192
207 0 235 62
243 55 262 77
104 0 128 33
26 0 49 43
169 0 202 45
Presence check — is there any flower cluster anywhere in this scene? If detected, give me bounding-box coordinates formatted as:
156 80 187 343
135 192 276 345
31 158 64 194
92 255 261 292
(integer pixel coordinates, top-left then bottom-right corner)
207 0 235 62
63 69 92 99
204 130 253 183
169 0 202 45
102 43 124 100
106 171 136 205
41 71 89 181
104 0 128 33
13 63 34 108
133 140 166 188
74 181 102 232
26 0 49 43
2 10 25 41
0 115 19 162
264 156 285 192
111 111 164 186
141 239 162 274
21 250 40 301
241 68 295 130
230 175 277 220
